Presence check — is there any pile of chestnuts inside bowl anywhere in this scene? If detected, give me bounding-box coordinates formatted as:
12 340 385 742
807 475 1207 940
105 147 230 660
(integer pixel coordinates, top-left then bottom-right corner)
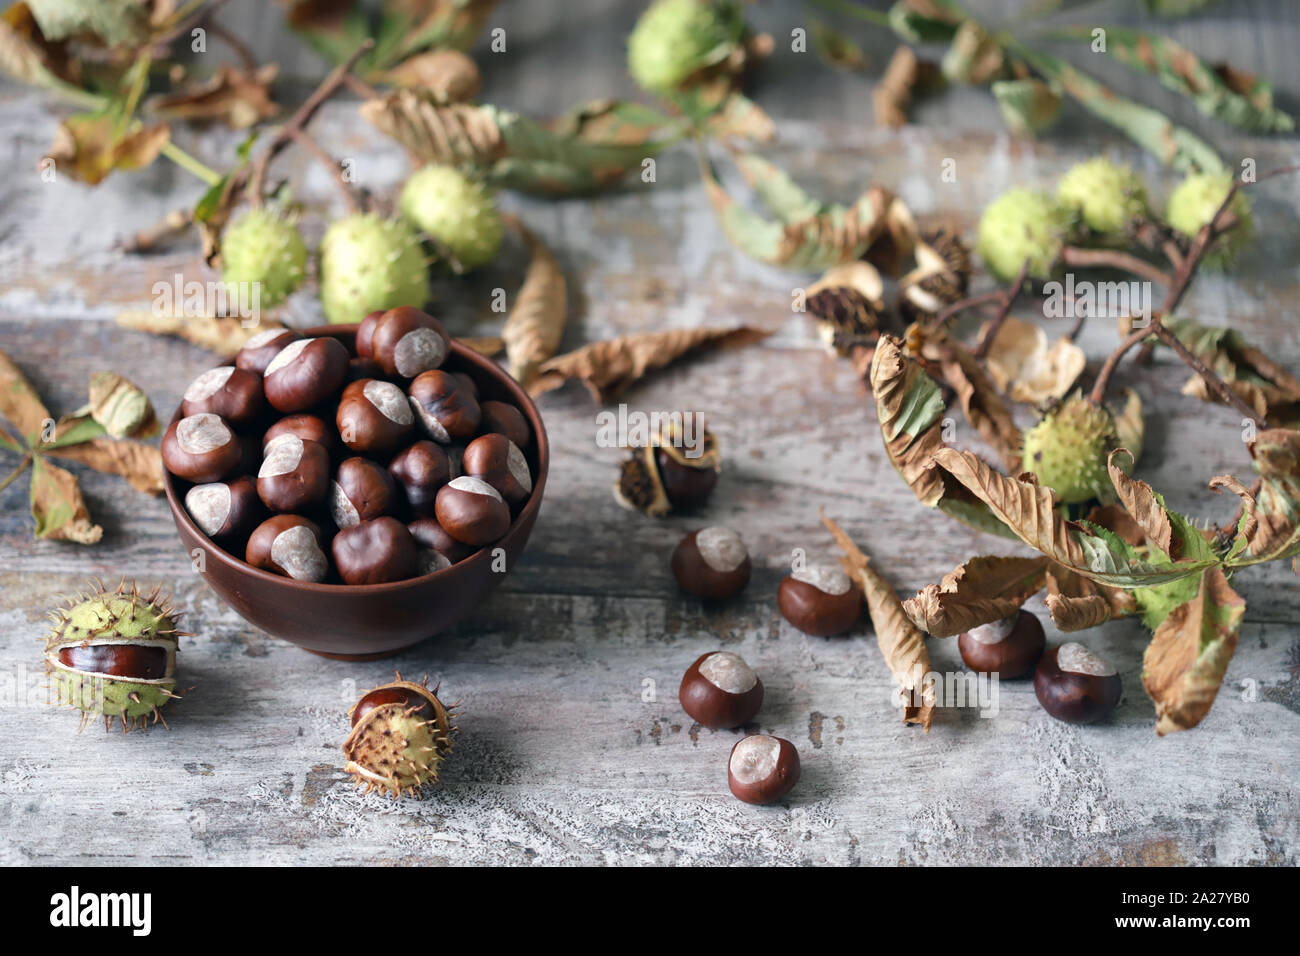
160 307 545 657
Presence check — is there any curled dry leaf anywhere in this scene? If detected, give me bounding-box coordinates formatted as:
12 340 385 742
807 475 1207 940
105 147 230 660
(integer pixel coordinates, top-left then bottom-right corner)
873 45 939 128
44 438 164 496
1106 449 1173 558
380 49 481 103
1142 567 1244 735
116 311 287 357
46 116 170 186
991 77 1063 137
501 217 566 387
700 151 895 271
903 555 1048 638
0 347 53 442
459 336 504 357
1044 562 1137 632
941 20 1005 85
821 510 935 730
150 64 280 129
73 371 157 439
982 316 1085 405
1115 388 1145 464
530 326 772 403
1221 427 1300 567
30 457 102 544
919 331 1022 473
1157 318 1300 419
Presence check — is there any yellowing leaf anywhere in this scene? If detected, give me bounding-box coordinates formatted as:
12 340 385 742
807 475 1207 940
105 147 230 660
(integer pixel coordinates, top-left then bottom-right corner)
0 347 52 443
30 456 101 543
47 116 170 185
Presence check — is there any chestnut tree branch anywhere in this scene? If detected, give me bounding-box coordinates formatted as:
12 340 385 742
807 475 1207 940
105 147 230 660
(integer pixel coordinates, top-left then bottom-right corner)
287 127 361 213
972 258 1029 360
1060 246 1172 286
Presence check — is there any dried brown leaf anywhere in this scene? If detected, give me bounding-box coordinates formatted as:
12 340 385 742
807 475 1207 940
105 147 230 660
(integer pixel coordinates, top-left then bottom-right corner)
903 555 1048 637
1044 563 1137 632
47 117 170 185
530 326 771 403
870 336 946 508
115 311 286 357
983 316 1085 405
150 64 280 129
1107 449 1173 557
501 217 566 387
922 333 1022 472
821 510 935 730
44 438 164 495
873 45 939 128
0 347 52 443
380 49 481 103
459 336 503 357
30 456 101 543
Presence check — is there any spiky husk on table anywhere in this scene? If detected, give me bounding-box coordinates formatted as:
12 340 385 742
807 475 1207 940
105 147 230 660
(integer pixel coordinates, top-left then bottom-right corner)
342 674 456 798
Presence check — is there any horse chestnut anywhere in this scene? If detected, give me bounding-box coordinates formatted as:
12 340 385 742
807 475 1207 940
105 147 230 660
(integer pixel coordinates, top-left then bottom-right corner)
257 434 330 513
246 514 328 582
330 457 397 528
408 369 481 443
959 610 1045 679
263 336 348 412
337 379 415 457
180 366 264 425
478 399 530 449
434 476 510 546
263 413 340 460
408 516 474 564
728 735 800 805
355 309 384 359
235 328 301 375
679 651 764 729
184 474 263 544
778 563 864 637
671 527 751 600
388 440 451 517
162 413 242 483
462 433 531 507
1034 642 1122 723
370 306 450 379
331 516 419 584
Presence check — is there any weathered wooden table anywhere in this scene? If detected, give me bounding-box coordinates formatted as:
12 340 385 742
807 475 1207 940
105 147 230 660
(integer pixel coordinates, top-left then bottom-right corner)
1 0 1297 865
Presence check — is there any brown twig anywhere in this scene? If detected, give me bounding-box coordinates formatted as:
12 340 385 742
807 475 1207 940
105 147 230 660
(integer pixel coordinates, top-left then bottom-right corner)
342 73 383 101
1088 323 1151 407
205 20 257 70
247 40 374 207
1059 246 1172 286
972 258 1029 360
1151 323 1266 427
287 128 361 212
931 289 1005 328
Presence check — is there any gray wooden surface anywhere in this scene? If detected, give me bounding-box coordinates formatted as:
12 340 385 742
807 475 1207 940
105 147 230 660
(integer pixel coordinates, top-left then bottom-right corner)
0 0 1297 866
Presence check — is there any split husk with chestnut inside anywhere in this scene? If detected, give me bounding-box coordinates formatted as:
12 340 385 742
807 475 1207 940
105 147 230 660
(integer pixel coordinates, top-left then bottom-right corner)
342 674 457 798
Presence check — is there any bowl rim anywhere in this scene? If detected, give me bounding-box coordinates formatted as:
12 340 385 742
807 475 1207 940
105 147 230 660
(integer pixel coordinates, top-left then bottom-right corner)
162 322 549 595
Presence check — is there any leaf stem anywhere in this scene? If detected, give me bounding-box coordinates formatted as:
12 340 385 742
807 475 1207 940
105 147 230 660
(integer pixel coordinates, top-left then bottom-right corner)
0 455 32 495
972 258 1029 360
160 141 222 186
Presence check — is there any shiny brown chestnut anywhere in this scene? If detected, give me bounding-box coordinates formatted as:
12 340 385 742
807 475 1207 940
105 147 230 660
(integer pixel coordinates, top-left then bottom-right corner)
350 684 433 726
478 399 530 450
959 609 1045 679
388 440 451 517
1034 643 1122 724
778 563 864 637
408 369 481 443
331 516 418 585
330 457 397 528
408 516 474 564
336 379 415 457
462 433 531 507
728 735 800 806
245 514 328 582
257 434 330 513
451 371 478 399
263 413 340 460
184 474 263 544
263 336 349 412
162 413 242 483
355 310 384 359
434 476 510 546
656 448 717 510
679 651 764 729
57 644 170 680
370 306 450 379
180 366 264 425
235 328 301 376
671 527 751 600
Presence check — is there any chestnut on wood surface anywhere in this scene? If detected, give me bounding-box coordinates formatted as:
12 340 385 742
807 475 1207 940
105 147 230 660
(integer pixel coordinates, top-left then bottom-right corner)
959 610 1045 679
370 307 450 379
235 328 301 376
331 516 419 585
656 448 717 510
728 735 800 805
434 476 510 546
180 366 264 425
408 517 474 564
162 413 242 483
671 527 751 600
478 399 530 449
389 440 451 517
263 413 339 459
246 514 328 582
257 434 330 513
408 369 481 443
263 336 349 413
336 379 415 457
330 457 397 528
778 563 863 637
462 433 531 507
679 651 764 729
1034 643 1122 724
184 474 262 544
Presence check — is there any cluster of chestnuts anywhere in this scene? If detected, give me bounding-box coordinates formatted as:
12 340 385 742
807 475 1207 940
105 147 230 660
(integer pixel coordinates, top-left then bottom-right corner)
678 651 800 805
162 306 535 585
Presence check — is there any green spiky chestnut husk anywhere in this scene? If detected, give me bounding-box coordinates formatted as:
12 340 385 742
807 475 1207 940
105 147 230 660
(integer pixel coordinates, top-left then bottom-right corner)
398 165 504 270
1165 172 1254 268
1057 157 1148 237
1021 395 1126 505
319 213 429 325
342 675 455 798
976 188 1074 282
627 0 744 94
220 208 308 309
44 581 181 731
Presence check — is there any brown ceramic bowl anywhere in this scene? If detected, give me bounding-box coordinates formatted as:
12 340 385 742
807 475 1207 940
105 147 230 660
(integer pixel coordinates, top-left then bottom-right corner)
163 324 549 660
